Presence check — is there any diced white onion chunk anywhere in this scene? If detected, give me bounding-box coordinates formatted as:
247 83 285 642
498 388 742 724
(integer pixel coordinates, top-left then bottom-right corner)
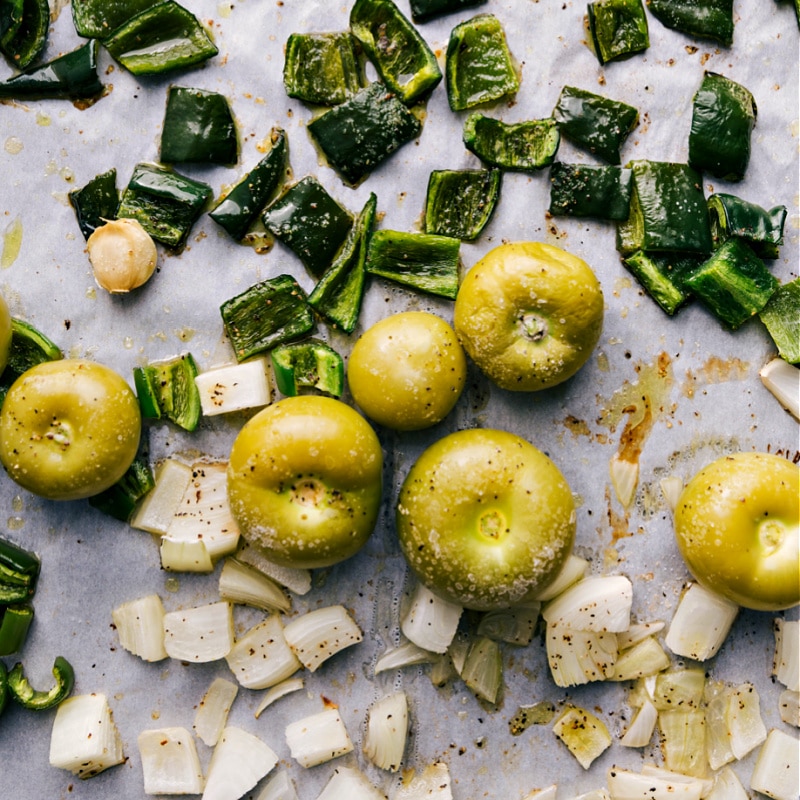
138 727 204 795
195 358 271 416
542 575 633 632
112 593 168 662
364 691 409 772
664 582 738 661
163 601 234 663
285 708 353 768
283 605 362 672
400 582 462 654
202 726 278 800
194 677 239 747
750 728 800 800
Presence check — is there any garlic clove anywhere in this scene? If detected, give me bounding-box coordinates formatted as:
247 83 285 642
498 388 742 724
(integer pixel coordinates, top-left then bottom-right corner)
87 218 157 293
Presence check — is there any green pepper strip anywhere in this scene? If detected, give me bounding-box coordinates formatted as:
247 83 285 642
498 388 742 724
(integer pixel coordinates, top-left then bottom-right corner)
271 340 344 397
88 456 156 522
708 193 786 258
0 604 34 656
0 537 40 602
758 278 800 364
646 0 733 46
587 0 649 65
7 656 75 710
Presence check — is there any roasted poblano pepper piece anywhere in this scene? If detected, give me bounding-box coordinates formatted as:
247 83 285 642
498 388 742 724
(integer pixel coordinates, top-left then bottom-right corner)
221 276 315 362
410 0 487 22
103 0 218 76
262 176 353 277
366 230 460 299
350 0 442 104
0 0 21 41
623 251 701 315
71 0 159 38
0 660 7 717
0 318 62 405
0 537 39 604
552 86 638 165
616 160 712 256
8 656 75 710
0 40 103 99
646 0 734 45
587 0 649 64
445 14 519 112
683 239 778 330
425 168 500 240
308 82 422 186
133 352 201 431
463 114 560 171
283 32 363 106
88 456 156 521
0 604 33 656
689 72 756 182
708 193 786 259
117 162 212 248
759 278 800 364
68 168 119 241
0 0 48 69
271 339 344 397
308 193 377 334
209 128 288 242
549 162 632 220
160 86 238 165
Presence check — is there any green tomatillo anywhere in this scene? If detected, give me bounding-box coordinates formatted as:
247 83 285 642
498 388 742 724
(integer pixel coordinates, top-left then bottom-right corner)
226 395 383 569
396 428 576 610
674 452 799 611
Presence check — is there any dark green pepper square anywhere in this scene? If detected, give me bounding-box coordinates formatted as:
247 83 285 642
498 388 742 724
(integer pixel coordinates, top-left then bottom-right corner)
463 114 560 171
548 162 632 220
425 168 501 239
410 0 487 22
71 0 160 39
587 0 649 64
646 0 734 46
160 86 238 165
68 168 119 240
262 176 353 277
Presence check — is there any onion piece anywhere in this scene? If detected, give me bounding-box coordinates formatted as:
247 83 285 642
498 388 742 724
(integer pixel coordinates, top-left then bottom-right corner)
138 726 204 795
285 708 354 768
256 769 299 800
49 693 125 779
317 766 386 800
750 728 800 800
664 582 738 661
608 636 670 682
374 640 436 675
760 357 800 420
521 786 558 800
772 618 800 691
195 358 272 417
160 536 214 573
254 676 304 718
194 677 238 747
552 706 611 770
218 557 291 613
461 635 503 704
163 601 234 663
400 582 462 654
652 667 705 710
573 792 611 800
202 726 278 800
392 761 453 800
610 453 638 509
225 615 301 690
283 605 362 672
546 623 618 687
533 554 589 601
111 593 168 662
616 621 665 650
130 459 193 535
364 691 409 772
728 683 767 759
659 476 684 513
235 540 312 596
619 697 657 748
606 766 705 799
779 689 800 727
704 766 748 800
657 708 706 777
165 462 240 561
476 601 540 645
542 576 633 632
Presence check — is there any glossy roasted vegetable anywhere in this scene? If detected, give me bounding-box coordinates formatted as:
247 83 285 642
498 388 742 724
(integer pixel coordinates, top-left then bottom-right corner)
759 278 800 363
0 0 48 69
688 71 756 181
0 317 62 405
425 168 501 240
409 0 486 21
262 176 353 277
708 193 786 258
7 656 74 710
133 352 201 431
548 162 632 220
587 0 649 64
616 160 712 255
283 32 363 106
445 14 519 112
71 0 159 39
647 0 734 45
103 0 218 76
307 82 423 185
271 339 344 397
68 168 119 241
349 0 441 104
0 537 39 605
88 457 156 522
160 86 238 165
552 85 638 165
0 40 103 99
622 251 700 315
0 604 33 656
463 114 560 171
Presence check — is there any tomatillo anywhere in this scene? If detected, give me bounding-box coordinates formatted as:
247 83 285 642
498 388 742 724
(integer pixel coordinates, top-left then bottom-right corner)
226 395 383 569
453 242 604 391
674 452 799 611
396 428 576 610
0 359 141 501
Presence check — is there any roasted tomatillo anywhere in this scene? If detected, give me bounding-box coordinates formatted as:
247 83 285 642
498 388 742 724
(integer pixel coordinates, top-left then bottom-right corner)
396 428 576 610
227 396 383 569
454 242 604 391
674 452 799 611
0 359 141 501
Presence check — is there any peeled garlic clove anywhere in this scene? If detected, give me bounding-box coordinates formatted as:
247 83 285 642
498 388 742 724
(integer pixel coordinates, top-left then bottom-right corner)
87 218 157 293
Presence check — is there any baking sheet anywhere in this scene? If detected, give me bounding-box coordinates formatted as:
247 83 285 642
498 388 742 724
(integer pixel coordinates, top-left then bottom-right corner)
0 0 798 797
